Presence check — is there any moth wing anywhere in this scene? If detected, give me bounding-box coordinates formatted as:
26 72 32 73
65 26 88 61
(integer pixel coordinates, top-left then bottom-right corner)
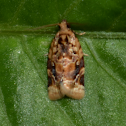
60 37 85 100
60 57 85 100
48 85 64 100
47 60 64 100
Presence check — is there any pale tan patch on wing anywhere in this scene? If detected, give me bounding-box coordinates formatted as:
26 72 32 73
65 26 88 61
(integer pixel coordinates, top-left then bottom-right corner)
60 81 85 100
48 86 64 100
79 67 85 75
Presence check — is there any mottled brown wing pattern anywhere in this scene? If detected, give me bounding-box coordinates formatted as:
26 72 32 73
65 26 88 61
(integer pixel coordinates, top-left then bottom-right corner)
47 20 85 100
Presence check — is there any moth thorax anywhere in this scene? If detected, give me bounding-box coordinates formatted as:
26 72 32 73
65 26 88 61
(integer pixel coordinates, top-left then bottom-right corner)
58 35 68 44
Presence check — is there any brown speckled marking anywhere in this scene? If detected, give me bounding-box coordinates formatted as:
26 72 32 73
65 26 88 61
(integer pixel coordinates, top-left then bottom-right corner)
47 20 85 100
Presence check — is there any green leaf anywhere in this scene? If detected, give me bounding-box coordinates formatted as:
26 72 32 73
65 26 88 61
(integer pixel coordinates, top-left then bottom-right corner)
0 0 126 126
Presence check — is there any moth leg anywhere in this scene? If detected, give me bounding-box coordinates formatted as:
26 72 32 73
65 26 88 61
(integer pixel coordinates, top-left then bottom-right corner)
73 31 86 35
44 53 48 56
83 53 89 56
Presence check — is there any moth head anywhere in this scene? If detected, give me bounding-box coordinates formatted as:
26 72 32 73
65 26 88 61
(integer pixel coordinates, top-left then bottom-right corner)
58 20 70 30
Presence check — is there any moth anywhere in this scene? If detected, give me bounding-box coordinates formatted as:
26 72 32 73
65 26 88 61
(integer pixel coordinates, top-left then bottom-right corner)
47 20 85 100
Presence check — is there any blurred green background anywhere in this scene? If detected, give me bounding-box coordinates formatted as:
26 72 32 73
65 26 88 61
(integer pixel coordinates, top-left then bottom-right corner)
0 0 126 126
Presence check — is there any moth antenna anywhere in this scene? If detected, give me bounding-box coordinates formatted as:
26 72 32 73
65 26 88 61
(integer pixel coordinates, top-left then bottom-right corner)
27 23 59 31
66 22 86 35
68 22 86 26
